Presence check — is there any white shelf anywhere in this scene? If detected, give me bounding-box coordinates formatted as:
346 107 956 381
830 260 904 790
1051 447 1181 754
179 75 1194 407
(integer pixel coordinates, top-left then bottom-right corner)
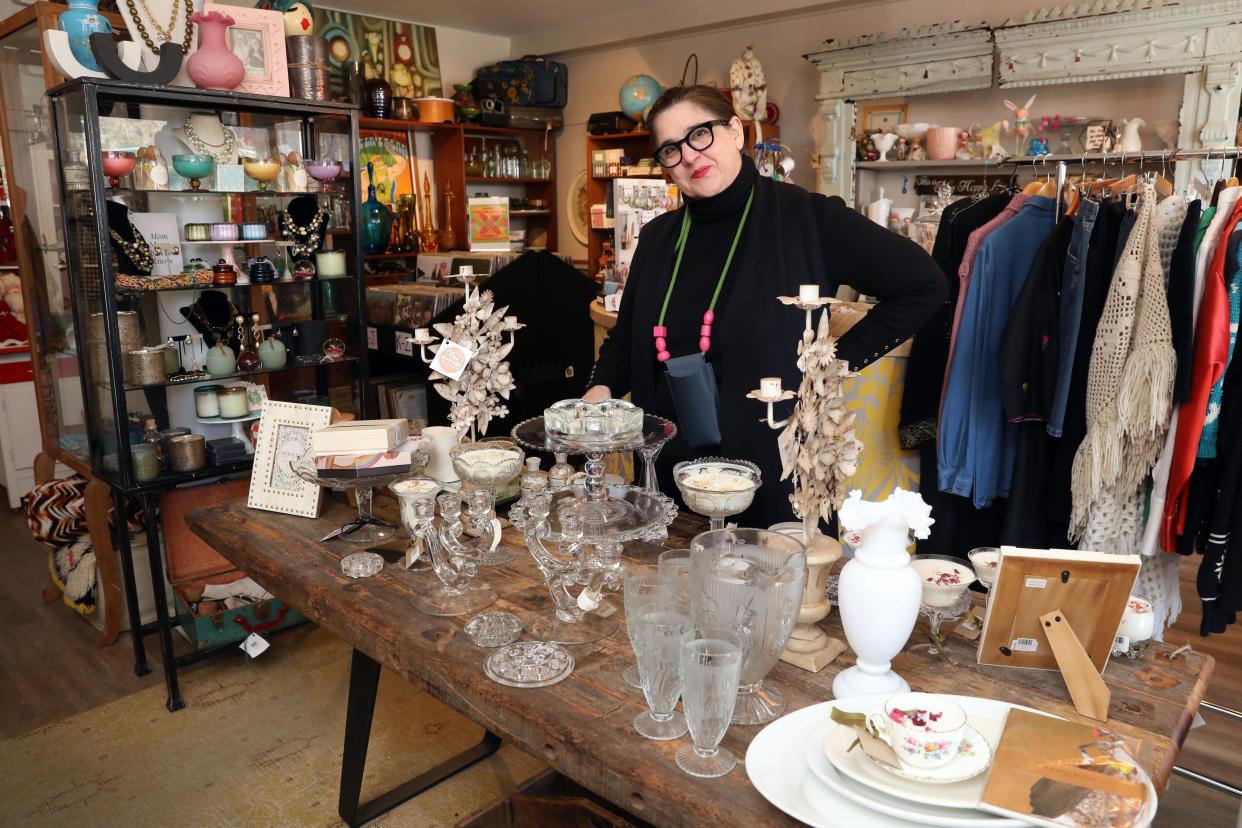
182 238 278 245
195 413 260 424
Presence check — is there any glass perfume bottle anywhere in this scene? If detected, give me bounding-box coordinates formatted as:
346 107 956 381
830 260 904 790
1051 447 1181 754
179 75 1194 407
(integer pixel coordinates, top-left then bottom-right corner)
519 457 548 498
548 452 574 490
142 416 166 469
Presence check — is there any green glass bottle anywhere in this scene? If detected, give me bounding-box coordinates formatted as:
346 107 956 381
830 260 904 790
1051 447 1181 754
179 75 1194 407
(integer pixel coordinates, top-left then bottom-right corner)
360 161 392 255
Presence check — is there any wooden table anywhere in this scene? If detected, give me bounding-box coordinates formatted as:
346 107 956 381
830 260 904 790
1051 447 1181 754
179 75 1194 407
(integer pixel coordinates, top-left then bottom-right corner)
187 497 1215 827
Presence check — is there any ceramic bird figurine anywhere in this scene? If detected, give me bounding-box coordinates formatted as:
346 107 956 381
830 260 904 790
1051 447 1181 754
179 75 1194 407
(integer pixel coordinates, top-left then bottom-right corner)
1004 95 1037 154
730 45 767 140
255 0 315 37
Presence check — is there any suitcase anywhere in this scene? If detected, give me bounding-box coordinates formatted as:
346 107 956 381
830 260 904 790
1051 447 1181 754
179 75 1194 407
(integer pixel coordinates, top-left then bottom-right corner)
472 56 568 108
588 111 637 135
161 479 306 651
507 105 563 130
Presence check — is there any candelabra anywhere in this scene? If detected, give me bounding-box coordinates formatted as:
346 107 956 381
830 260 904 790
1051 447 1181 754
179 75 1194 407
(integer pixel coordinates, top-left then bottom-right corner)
747 284 862 672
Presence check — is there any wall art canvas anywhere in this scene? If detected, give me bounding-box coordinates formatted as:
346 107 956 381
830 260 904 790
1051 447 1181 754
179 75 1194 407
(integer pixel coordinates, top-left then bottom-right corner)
313 8 442 100
359 131 413 204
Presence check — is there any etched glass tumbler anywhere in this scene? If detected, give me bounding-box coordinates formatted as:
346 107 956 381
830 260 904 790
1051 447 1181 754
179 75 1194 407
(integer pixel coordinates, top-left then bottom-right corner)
622 568 674 689
690 528 806 725
678 627 743 778
632 602 690 740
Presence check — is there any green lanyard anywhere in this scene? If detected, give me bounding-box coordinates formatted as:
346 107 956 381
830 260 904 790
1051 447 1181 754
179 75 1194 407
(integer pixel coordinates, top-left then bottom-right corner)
654 185 755 353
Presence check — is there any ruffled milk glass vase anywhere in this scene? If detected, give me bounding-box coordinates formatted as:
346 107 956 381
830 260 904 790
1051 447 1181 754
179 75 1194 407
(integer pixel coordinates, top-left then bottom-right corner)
832 488 934 699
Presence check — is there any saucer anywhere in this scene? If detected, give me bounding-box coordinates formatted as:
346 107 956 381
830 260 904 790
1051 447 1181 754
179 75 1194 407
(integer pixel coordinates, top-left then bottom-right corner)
869 723 993 784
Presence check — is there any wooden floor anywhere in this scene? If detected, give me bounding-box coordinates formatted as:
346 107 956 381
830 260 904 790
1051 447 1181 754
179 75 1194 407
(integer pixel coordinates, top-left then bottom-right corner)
1 507 1238 826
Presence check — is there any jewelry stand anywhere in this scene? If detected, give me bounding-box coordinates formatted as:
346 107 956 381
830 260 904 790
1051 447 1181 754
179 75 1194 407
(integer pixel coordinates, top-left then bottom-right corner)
172 113 239 165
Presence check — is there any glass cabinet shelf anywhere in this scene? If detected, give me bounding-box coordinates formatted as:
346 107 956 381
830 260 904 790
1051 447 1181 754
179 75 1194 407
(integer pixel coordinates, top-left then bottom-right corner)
100 355 360 392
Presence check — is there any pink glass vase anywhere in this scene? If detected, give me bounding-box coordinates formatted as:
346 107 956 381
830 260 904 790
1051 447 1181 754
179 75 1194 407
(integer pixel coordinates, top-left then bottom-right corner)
186 11 244 91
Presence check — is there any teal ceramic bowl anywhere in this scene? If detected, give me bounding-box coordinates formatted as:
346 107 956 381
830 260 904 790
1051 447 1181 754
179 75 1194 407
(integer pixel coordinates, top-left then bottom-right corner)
172 153 214 180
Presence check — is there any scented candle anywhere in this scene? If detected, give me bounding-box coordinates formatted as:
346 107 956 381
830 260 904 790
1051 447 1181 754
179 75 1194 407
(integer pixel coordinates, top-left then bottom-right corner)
799 284 820 303
131 443 160 482
194 384 222 418
1116 595 1155 643
217 386 250 418
315 250 346 278
760 377 782 397
911 557 974 608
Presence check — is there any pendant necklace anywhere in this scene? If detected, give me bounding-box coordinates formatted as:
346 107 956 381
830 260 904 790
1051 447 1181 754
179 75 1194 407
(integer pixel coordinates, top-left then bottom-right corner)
652 185 754 361
183 117 239 163
280 208 327 258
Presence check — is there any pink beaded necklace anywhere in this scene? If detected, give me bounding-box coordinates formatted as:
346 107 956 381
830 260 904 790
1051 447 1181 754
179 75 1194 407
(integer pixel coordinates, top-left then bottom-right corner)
653 185 754 362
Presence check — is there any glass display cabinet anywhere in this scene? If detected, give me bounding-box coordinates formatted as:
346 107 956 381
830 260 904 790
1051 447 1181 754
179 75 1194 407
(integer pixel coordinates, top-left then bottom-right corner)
47 78 368 494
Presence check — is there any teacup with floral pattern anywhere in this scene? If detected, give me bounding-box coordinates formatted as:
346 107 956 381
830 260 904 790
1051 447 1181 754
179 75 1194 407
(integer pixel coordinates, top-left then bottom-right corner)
867 692 967 769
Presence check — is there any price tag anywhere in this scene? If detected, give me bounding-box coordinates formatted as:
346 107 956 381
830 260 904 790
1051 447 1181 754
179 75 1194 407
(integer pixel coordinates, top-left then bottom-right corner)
1010 637 1039 653
429 339 475 380
240 632 270 659
1024 576 1047 589
366 326 377 350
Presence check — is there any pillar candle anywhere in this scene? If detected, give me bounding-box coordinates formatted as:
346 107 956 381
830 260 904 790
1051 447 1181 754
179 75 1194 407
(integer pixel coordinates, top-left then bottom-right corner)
799 284 820 303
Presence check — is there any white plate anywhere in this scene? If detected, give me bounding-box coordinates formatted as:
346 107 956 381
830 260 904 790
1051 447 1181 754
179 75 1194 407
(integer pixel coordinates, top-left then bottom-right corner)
804 714 1024 827
825 714 1002 807
746 699 927 827
867 723 993 784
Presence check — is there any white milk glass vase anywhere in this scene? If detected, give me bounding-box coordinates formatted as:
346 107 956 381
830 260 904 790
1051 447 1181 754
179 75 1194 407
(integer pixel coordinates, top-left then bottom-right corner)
832 488 934 699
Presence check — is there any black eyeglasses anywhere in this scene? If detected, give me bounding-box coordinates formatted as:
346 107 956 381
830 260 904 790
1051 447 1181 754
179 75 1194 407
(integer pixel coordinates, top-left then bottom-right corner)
653 119 731 168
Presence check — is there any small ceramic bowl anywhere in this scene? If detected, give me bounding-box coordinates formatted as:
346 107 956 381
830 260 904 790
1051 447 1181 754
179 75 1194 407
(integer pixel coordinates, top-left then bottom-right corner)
240 222 268 240
210 223 239 241
184 222 211 241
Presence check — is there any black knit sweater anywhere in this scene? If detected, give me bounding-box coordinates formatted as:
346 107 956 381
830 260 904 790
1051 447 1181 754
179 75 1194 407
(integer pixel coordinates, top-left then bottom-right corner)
590 156 946 526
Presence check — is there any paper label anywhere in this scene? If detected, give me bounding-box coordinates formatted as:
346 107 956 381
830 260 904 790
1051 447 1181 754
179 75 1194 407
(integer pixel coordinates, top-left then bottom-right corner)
777 419 797 471
1024 576 1047 589
954 612 983 641
1113 634 1130 652
240 632 270 659
395 331 413 357
1010 637 1039 653
367 326 377 350
429 339 475 380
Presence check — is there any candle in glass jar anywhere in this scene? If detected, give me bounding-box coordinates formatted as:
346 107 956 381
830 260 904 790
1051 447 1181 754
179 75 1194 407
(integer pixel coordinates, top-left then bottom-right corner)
131 443 160 482
194 384 222 418
316 250 346 278
217 386 250 419
799 284 820 303
760 377 782 397
1116 595 1155 643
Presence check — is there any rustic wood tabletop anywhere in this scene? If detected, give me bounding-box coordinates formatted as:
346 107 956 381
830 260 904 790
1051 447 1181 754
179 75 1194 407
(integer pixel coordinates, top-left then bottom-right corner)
187 496 1214 827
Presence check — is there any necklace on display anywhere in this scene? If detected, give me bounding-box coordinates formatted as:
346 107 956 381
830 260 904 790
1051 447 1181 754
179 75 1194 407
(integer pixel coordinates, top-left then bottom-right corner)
280 208 327 258
125 0 193 53
183 117 239 163
109 221 154 273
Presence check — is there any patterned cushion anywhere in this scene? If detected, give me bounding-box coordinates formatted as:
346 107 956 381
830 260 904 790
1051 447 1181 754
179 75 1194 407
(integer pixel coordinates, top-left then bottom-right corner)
23 475 146 547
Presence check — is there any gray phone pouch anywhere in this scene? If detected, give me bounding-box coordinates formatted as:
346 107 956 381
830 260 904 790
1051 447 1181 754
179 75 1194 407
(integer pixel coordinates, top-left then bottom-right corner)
664 353 722 449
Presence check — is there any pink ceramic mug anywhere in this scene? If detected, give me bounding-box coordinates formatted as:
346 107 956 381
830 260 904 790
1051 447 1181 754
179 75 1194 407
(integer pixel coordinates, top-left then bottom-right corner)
925 127 961 160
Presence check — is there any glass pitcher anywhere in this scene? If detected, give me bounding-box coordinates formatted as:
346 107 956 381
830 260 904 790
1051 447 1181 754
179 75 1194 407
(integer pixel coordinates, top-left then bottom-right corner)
690 528 806 725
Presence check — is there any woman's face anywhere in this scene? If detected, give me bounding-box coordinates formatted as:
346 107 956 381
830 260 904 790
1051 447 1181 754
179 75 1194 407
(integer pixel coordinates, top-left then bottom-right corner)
652 103 744 199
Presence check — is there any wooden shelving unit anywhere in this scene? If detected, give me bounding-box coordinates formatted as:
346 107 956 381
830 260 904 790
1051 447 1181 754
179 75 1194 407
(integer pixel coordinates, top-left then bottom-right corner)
357 119 558 254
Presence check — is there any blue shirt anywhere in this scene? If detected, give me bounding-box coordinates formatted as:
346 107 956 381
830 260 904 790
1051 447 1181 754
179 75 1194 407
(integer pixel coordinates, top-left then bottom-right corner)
939 196 1056 507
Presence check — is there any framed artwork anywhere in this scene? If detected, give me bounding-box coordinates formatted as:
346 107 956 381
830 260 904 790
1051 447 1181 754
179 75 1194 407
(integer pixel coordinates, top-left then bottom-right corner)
205 4 289 98
379 379 428 430
468 197 510 252
856 99 909 136
359 131 414 204
313 8 441 100
247 400 332 517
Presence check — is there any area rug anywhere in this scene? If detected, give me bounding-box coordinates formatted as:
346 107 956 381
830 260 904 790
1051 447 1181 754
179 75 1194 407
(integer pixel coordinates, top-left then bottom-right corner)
0 626 546 827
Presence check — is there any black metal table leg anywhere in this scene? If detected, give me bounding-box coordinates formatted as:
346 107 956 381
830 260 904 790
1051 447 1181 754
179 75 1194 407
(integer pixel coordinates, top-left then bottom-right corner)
142 494 184 712
338 649 502 827
114 487 150 677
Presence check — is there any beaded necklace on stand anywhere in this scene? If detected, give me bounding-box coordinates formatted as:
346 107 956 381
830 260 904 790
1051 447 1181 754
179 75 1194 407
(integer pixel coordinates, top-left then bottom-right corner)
280 208 327 258
109 221 154 273
125 0 193 54
182 117 239 164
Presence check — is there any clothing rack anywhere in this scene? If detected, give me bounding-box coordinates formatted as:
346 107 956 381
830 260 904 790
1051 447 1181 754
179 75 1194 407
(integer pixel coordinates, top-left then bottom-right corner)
991 146 1242 224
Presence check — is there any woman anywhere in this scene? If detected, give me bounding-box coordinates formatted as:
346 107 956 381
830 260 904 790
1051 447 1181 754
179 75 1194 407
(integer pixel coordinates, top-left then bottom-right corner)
586 86 946 526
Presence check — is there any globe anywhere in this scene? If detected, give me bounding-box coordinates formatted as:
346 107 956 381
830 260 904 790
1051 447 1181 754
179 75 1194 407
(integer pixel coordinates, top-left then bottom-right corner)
619 74 663 124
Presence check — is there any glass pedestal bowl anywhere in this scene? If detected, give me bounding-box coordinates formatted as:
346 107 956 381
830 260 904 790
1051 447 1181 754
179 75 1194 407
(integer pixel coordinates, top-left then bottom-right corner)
909 554 976 656
450 439 525 566
673 458 761 530
291 448 427 545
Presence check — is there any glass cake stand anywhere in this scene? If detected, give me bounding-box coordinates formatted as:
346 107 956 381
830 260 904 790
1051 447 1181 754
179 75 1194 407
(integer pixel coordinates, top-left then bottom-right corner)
291 449 428 545
508 414 679 646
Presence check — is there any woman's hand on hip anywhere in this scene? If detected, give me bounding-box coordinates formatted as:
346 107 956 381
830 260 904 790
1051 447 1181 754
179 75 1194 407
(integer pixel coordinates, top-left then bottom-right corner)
582 385 612 403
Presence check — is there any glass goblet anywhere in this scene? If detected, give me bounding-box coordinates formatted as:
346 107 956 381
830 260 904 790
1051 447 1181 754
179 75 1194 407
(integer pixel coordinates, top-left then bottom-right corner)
968 546 1000 593
305 158 342 190
243 156 282 191
674 458 761 530
678 627 743 778
910 554 976 656
171 153 213 190
657 548 691 606
632 601 690 741
102 150 137 188
622 568 674 689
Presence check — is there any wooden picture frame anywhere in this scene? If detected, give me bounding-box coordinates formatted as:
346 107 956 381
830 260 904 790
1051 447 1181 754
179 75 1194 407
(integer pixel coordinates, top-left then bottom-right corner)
205 3 289 98
856 99 908 136
978 547 1139 673
246 400 332 517
381 379 428 431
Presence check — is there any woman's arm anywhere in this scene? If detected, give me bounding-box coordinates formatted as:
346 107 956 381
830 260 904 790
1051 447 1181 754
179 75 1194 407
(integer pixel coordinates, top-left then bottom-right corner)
814 195 948 371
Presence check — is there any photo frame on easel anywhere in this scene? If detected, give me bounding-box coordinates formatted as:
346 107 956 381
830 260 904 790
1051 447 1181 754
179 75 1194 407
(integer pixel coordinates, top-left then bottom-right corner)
978 547 1139 673
856 99 909 136
247 400 332 517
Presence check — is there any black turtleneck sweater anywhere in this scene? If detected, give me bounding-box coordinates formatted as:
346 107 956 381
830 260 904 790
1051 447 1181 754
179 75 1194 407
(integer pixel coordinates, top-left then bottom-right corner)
591 156 946 526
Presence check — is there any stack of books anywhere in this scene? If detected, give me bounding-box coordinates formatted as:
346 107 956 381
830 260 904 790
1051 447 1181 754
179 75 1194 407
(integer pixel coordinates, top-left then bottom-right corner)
310 419 423 479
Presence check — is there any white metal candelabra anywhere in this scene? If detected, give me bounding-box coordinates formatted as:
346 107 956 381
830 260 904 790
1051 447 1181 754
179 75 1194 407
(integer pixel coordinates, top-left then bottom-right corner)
747 283 860 672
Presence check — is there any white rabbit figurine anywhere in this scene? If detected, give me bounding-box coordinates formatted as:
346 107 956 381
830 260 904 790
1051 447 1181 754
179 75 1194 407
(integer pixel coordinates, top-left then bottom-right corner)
1004 95 1037 154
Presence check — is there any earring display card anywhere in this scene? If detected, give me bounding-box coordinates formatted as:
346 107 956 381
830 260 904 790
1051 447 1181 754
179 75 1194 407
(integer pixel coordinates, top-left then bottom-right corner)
978 547 1139 673
129 212 182 276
